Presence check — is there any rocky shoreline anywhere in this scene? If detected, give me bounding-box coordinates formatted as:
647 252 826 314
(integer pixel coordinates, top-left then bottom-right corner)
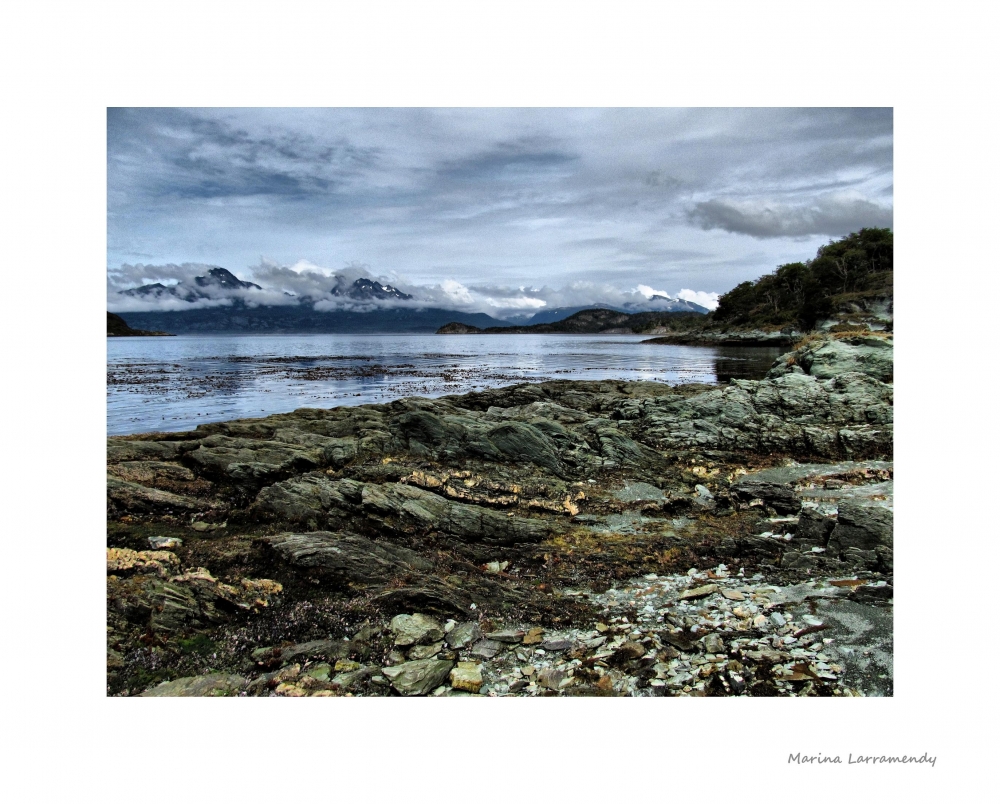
642 329 798 347
108 335 893 697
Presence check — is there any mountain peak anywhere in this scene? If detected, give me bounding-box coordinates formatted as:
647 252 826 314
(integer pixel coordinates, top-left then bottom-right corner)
331 277 413 301
194 267 261 291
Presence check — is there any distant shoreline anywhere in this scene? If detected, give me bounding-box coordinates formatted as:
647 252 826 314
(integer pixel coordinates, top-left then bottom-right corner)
107 311 174 337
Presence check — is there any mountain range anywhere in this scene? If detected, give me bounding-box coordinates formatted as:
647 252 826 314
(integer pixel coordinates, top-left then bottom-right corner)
121 267 263 301
112 267 707 334
437 308 704 335
516 297 707 325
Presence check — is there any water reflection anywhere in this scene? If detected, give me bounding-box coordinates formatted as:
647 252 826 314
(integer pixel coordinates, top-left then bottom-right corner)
108 334 787 435
713 346 784 383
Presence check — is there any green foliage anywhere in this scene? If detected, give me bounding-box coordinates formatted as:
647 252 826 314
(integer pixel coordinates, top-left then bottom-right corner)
712 228 893 330
177 634 217 656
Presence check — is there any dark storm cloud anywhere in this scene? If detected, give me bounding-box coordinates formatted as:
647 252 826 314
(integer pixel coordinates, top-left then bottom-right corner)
108 107 892 312
688 194 894 239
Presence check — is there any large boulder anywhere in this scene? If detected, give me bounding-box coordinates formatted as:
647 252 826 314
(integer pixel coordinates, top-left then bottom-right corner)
769 337 893 382
382 659 454 696
256 477 554 545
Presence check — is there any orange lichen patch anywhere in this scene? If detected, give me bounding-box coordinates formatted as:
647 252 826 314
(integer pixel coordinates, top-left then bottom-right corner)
106 547 180 577
562 496 581 516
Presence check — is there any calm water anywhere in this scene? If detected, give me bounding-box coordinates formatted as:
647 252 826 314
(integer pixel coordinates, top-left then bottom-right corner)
107 333 782 436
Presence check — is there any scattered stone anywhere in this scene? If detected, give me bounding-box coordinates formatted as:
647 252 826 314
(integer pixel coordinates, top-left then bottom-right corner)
721 589 745 601
541 639 574 652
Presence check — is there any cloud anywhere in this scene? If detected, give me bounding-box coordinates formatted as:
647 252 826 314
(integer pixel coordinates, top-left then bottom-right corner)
438 280 475 305
688 192 893 239
636 284 673 299
676 289 720 310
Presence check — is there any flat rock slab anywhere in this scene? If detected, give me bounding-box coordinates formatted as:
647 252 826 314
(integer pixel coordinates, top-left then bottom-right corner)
140 673 244 697
280 639 351 664
677 584 719 601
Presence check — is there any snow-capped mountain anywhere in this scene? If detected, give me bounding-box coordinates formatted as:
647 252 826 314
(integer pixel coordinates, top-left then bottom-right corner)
330 277 413 301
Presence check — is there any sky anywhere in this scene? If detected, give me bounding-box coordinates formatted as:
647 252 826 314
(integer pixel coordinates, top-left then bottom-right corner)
107 107 892 318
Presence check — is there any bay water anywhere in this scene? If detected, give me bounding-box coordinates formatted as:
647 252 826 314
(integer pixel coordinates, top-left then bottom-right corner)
107 333 782 436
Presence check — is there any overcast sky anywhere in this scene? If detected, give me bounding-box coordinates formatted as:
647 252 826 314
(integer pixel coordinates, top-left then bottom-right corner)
107 107 892 315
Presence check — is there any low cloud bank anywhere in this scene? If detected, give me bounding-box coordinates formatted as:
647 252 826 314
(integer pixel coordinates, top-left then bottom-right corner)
107 260 720 318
